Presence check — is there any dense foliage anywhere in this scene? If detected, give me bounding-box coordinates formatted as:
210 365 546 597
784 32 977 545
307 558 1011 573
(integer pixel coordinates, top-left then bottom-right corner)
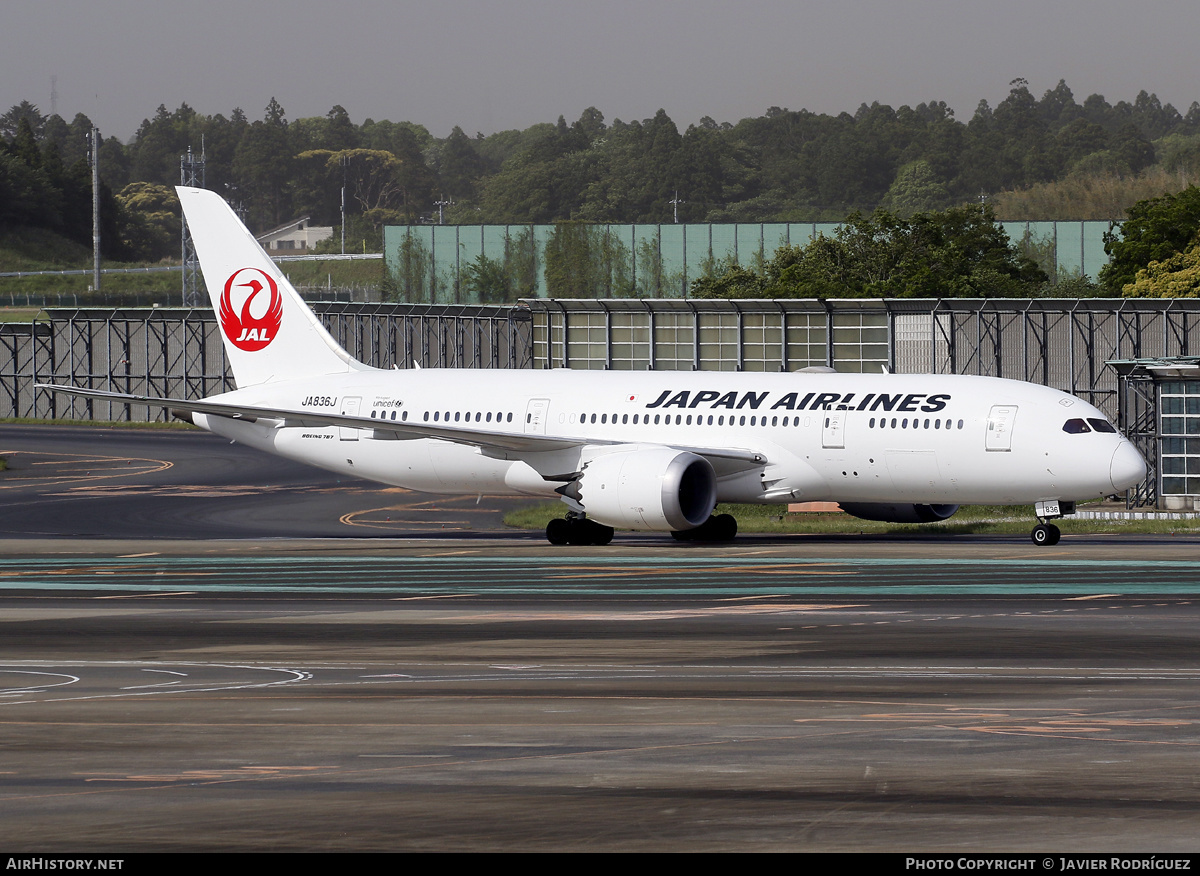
1100 186 1200 295
690 205 1048 299
6 79 1200 282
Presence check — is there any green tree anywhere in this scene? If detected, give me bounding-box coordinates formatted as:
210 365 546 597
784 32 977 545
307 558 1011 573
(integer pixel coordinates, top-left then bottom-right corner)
1121 238 1200 297
691 204 1044 299
1 101 46 141
1101 186 1200 293
505 226 540 297
116 182 180 261
232 98 294 229
544 222 631 297
386 231 445 303
462 254 512 303
437 126 489 201
881 160 950 215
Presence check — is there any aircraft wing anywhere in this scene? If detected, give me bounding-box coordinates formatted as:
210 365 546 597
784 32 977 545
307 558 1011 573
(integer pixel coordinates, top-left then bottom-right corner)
36 384 766 466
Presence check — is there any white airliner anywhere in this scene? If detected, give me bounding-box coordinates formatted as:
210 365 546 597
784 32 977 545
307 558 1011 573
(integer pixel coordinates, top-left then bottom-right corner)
40 187 1148 546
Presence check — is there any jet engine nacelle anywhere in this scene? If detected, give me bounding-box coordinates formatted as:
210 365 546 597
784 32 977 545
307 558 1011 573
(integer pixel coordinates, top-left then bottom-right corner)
577 446 717 531
839 502 960 524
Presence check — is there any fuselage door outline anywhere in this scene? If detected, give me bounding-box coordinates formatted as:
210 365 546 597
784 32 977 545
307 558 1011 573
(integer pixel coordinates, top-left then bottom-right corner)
985 404 1017 452
340 396 362 441
525 398 550 435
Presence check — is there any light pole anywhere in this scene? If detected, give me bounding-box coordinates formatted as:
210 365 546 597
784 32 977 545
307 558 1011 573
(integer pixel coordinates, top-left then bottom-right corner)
434 196 453 225
89 127 100 293
670 190 685 224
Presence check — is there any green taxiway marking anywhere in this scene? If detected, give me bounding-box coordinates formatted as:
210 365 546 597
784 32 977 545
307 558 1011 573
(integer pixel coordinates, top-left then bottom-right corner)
0 556 1197 596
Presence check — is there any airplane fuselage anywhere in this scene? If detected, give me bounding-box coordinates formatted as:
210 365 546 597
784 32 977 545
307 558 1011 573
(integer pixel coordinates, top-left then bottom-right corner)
195 368 1144 508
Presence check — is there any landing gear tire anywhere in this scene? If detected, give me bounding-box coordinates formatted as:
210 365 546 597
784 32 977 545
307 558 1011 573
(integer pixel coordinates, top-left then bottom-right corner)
1031 522 1061 546
671 513 738 542
546 518 570 545
546 517 614 546
711 513 738 541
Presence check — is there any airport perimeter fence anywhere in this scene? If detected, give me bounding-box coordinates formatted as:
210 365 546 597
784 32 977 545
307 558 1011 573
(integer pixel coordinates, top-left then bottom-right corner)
5 297 1197 423
0 303 534 422
528 297 1200 410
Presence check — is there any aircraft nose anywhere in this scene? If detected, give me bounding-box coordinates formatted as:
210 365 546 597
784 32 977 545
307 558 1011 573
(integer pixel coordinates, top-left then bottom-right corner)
1110 441 1148 492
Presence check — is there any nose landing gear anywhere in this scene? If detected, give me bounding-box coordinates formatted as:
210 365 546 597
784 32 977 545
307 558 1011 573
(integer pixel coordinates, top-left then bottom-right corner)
1030 499 1072 546
1031 521 1061 546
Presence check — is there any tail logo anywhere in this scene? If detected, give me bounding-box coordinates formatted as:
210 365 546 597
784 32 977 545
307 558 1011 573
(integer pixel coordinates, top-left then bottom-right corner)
219 268 283 351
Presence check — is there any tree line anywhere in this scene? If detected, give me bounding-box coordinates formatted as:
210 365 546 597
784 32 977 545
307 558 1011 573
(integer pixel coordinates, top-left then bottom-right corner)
6 81 1200 297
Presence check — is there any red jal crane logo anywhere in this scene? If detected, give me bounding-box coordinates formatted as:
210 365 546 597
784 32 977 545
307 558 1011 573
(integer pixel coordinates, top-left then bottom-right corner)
219 268 283 351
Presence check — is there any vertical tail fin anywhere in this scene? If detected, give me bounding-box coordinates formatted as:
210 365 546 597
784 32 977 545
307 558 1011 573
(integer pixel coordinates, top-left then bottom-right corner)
177 186 365 387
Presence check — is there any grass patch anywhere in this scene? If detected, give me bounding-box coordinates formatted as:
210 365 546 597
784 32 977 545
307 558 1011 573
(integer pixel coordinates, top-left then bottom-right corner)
504 501 1200 536
0 307 43 323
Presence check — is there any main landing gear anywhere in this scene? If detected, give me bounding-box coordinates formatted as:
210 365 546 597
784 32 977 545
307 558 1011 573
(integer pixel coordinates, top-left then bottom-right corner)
1029 499 1072 546
671 513 738 543
546 515 614 546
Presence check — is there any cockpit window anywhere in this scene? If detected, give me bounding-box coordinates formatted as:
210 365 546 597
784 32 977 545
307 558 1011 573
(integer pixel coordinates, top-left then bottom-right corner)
1087 418 1117 433
1062 418 1091 434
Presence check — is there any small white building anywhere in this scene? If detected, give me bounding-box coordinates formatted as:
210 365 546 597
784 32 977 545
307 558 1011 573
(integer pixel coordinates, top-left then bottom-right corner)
256 217 333 252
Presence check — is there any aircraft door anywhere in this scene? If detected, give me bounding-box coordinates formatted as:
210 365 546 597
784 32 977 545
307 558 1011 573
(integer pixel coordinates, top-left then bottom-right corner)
822 410 846 449
524 398 550 434
985 405 1017 452
340 396 362 441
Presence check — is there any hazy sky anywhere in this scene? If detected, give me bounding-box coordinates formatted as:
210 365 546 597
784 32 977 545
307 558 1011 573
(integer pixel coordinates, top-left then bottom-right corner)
6 0 1200 141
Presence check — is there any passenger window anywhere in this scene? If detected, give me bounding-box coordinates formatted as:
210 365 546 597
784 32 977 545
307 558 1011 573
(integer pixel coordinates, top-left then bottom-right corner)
1063 418 1091 434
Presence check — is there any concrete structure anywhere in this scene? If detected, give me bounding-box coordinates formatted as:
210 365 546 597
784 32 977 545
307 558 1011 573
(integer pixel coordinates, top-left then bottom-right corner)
256 217 333 252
